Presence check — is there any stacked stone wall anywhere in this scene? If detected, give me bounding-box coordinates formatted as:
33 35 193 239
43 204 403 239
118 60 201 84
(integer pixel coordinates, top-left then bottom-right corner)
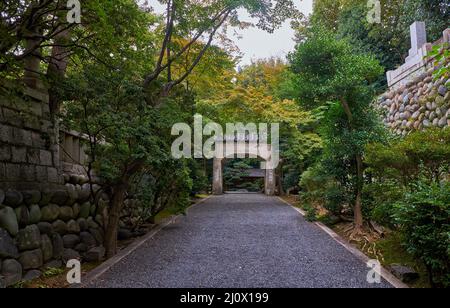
379 25 450 135
0 184 108 287
378 68 449 135
0 86 63 190
1 85 107 287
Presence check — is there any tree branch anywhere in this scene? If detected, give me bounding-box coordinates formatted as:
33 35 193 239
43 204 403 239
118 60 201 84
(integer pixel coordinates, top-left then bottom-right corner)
143 7 231 88
164 10 232 93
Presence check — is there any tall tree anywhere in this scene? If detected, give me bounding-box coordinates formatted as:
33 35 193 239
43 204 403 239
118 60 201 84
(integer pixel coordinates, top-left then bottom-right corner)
0 0 77 85
144 0 300 104
289 28 384 235
309 0 450 86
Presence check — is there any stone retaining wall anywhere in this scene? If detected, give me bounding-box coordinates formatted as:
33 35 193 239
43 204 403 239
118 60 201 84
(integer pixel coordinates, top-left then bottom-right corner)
0 183 108 287
0 85 63 190
378 68 450 135
0 83 146 288
379 25 450 135
0 84 108 287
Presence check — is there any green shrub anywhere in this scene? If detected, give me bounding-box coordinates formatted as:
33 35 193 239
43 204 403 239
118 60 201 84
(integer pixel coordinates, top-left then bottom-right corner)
303 203 318 222
128 160 193 225
300 164 328 192
363 180 407 227
318 214 341 226
299 163 333 203
300 163 351 218
323 185 348 217
43 267 65 278
393 181 450 288
366 128 450 184
188 159 209 195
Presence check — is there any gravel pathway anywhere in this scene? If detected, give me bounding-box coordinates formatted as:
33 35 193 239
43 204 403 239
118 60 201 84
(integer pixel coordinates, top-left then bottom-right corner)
87 194 392 288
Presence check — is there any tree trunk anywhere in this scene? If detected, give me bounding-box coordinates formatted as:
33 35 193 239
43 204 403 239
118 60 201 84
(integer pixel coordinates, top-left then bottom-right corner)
103 159 145 258
340 98 365 231
104 182 127 259
426 265 436 288
23 37 42 89
47 27 70 114
354 154 364 230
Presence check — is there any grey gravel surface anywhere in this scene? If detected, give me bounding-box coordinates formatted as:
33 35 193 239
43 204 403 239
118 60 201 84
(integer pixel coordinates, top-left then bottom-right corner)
87 194 392 288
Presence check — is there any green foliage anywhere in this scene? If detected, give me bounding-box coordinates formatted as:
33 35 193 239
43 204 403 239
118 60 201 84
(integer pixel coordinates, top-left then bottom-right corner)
393 181 450 288
281 129 323 192
159 0 300 35
366 128 450 183
365 129 450 227
365 129 450 226
309 0 450 86
304 204 318 222
180 46 237 100
290 28 385 223
364 129 450 286
63 65 167 181
223 159 264 192
289 26 383 106
363 180 407 226
61 42 196 227
0 0 64 78
323 185 349 217
188 160 209 195
299 163 331 202
0 0 342 258
0 0 158 80
127 159 193 225
376 233 431 288
397 0 450 44
43 268 65 278
429 43 450 81
197 58 323 193
198 59 314 126
299 162 349 217
79 0 158 72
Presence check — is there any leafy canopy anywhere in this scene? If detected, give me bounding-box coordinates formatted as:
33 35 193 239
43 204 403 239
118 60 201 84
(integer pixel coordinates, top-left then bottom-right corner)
289 27 383 107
